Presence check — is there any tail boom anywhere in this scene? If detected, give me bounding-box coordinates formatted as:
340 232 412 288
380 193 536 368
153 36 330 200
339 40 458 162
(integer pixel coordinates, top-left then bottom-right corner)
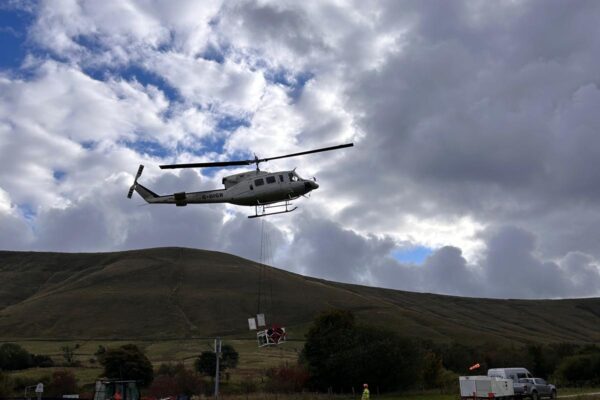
127 164 229 206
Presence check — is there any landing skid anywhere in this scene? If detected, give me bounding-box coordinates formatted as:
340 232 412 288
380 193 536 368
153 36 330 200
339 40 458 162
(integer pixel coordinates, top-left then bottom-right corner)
248 200 297 218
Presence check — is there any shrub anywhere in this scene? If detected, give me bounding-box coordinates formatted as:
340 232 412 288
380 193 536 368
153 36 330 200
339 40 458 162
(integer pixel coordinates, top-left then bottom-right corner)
0 371 13 398
238 376 258 394
149 365 203 397
554 353 600 386
0 343 31 370
31 354 55 368
266 364 309 393
47 370 78 396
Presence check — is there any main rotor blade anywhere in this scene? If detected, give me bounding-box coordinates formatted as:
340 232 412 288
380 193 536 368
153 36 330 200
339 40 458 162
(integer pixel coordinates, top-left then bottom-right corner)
158 142 353 169
159 160 252 169
258 143 354 163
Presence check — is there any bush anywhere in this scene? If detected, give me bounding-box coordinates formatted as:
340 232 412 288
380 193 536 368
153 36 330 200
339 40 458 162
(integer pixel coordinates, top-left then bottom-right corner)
238 376 258 394
266 364 309 393
47 370 78 396
436 368 459 394
0 371 13 398
0 343 32 370
31 354 55 368
554 353 600 386
148 375 180 398
150 364 203 397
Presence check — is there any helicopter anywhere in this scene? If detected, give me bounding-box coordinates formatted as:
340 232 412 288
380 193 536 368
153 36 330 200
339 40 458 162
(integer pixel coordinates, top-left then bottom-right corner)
127 143 353 218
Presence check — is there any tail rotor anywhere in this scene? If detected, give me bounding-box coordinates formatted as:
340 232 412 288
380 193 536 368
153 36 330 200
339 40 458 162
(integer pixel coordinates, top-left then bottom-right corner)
127 165 144 199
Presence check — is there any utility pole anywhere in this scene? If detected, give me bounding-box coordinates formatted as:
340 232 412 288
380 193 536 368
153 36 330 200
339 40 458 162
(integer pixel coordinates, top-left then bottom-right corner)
214 337 222 398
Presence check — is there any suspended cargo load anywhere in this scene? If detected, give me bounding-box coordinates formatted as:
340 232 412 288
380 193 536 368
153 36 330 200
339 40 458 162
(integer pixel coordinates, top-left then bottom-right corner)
257 326 287 347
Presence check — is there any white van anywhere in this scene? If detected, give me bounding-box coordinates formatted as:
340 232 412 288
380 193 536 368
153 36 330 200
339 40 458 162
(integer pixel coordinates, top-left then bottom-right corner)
488 368 533 381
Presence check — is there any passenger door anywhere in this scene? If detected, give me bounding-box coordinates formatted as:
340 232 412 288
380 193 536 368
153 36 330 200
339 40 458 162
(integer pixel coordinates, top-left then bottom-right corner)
535 379 550 396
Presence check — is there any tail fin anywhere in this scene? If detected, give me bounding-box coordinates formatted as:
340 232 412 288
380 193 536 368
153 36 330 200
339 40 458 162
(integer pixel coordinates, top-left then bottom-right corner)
135 183 159 201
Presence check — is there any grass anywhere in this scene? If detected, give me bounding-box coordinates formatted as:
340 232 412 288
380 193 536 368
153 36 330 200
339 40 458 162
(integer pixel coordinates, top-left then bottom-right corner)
209 391 600 400
1 248 600 345
7 338 304 387
8 366 104 387
558 388 600 395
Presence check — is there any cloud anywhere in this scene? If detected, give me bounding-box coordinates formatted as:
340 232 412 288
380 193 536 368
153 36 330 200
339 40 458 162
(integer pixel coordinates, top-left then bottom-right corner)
1 0 600 299
277 216 600 298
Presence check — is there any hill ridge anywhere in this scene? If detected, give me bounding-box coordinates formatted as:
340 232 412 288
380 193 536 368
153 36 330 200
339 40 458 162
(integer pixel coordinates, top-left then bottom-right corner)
0 247 599 344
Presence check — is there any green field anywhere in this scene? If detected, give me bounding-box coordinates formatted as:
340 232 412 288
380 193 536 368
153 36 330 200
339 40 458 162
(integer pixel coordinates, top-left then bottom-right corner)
7 338 304 387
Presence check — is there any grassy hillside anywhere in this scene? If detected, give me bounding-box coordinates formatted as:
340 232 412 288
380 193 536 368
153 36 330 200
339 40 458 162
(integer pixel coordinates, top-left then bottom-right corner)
0 247 599 345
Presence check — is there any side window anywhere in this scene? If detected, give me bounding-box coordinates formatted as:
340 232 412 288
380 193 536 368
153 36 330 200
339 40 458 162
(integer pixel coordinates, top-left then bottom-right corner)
279 174 284 182
266 176 276 184
255 178 264 186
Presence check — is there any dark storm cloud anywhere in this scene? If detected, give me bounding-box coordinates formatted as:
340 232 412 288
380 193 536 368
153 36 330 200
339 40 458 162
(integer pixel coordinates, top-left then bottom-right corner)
221 1 325 57
313 0 600 265
277 211 397 283
278 216 600 299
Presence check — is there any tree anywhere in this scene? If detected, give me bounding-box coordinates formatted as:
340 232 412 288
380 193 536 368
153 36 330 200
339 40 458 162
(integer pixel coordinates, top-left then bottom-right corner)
301 310 423 393
195 352 217 377
100 344 154 387
554 353 600 386
422 351 444 389
194 344 239 378
0 343 31 370
221 344 239 370
95 345 107 364
61 345 78 365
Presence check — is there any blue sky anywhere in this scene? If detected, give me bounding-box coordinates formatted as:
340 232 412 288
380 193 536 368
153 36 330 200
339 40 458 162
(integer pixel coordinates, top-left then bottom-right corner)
1 1 600 299
392 246 433 265
0 7 30 70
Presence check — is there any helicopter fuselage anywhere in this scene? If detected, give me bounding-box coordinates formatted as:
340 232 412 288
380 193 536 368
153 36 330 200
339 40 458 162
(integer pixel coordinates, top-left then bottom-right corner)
134 169 318 207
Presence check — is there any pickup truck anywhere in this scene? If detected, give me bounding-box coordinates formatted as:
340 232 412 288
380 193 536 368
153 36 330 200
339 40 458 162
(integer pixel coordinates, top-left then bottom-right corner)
518 378 557 400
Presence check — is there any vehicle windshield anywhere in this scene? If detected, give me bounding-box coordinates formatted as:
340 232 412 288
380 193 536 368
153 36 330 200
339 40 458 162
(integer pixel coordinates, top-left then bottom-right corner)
288 172 300 182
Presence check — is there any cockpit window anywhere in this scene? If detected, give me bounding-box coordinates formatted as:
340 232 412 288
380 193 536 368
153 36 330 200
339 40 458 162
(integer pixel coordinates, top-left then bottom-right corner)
288 173 299 182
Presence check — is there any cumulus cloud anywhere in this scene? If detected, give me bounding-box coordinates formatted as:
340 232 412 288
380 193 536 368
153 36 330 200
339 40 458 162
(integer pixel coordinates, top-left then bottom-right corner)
1 0 600 299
